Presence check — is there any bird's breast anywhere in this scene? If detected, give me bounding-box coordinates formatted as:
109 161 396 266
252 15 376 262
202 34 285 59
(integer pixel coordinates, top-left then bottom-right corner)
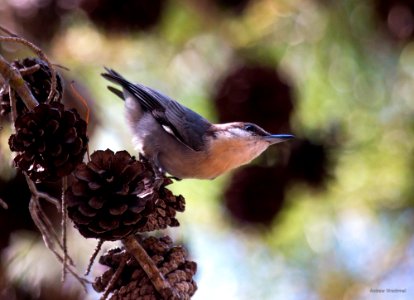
201 138 267 177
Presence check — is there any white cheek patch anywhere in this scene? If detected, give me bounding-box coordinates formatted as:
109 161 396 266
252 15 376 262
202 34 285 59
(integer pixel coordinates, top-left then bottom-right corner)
228 127 250 138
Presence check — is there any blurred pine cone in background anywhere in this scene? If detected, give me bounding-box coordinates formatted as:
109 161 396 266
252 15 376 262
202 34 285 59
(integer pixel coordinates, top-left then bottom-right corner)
0 172 35 250
287 138 333 189
214 63 294 133
373 0 414 41
214 63 292 226
223 138 334 225
224 165 287 225
3 0 169 46
80 0 168 33
6 0 78 46
213 0 252 14
93 235 197 300
215 62 336 226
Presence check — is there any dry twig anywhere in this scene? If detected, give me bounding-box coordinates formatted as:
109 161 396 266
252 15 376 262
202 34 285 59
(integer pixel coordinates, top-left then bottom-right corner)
0 26 57 103
85 239 104 276
9 85 18 124
24 173 90 290
122 234 179 300
25 174 70 263
0 25 18 37
28 195 90 291
0 54 39 110
62 176 68 282
100 256 127 300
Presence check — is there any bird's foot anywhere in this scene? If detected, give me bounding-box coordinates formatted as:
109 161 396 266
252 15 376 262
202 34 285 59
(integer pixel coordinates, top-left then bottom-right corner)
153 167 167 190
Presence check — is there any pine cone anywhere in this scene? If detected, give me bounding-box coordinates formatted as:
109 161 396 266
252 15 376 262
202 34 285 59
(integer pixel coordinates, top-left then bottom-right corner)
138 180 185 233
373 0 414 41
287 138 332 189
66 150 185 241
8 0 74 45
214 63 294 133
8 102 88 182
0 57 63 117
224 165 287 225
81 0 167 33
93 235 197 300
213 0 251 14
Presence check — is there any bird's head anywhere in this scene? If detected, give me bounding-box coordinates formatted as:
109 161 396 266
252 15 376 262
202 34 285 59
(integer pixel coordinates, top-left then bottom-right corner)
213 122 294 146
205 122 294 173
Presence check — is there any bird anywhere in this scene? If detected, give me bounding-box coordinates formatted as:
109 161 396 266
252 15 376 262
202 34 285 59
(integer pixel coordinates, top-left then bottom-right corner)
102 68 294 180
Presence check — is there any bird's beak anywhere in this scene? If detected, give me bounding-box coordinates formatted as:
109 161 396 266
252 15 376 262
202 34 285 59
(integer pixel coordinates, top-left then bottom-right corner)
264 134 295 144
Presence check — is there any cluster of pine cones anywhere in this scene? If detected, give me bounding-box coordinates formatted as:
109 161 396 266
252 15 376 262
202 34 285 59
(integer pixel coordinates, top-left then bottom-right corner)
2 57 196 299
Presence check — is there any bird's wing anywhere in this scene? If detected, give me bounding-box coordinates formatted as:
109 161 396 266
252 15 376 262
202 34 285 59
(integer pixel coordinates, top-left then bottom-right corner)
102 68 211 151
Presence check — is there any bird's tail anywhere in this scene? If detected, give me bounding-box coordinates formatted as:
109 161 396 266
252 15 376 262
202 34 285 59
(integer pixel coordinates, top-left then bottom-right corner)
101 68 165 112
101 67 128 100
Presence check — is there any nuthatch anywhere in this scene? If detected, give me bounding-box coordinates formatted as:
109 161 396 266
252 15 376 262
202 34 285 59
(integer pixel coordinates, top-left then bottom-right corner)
102 68 294 179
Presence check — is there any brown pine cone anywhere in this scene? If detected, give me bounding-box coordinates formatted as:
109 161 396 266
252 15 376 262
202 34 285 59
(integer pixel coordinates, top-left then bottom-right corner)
8 102 88 182
93 235 197 300
0 57 63 117
138 179 186 233
66 150 185 241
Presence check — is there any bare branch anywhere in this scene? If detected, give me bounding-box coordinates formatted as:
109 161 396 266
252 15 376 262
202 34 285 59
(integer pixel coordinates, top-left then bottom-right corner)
0 36 57 102
85 239 104 276
122 234 179 299
25 174 71 264
35 190 61 209
62 176 68 282
100 256 127 300
0 54 39 110
19 64 41 76
0 25 18 37
28 196 90 291
9 86 18 125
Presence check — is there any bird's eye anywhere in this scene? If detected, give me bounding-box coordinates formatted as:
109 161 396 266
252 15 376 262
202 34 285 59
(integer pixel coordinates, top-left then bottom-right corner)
244 124 256 132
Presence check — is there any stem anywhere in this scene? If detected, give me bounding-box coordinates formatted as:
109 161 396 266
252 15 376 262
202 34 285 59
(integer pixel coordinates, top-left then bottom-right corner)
62 176 68 282
25 173 73 266
0 35 57 102
0 25 18 37
28 197 89 291
9 86 18 125
0 54 39 109
100 256 127 300
122 234 178 299
85 239 104 276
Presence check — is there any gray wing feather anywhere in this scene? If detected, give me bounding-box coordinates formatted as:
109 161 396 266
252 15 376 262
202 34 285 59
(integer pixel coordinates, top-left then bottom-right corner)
102 68 211 151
